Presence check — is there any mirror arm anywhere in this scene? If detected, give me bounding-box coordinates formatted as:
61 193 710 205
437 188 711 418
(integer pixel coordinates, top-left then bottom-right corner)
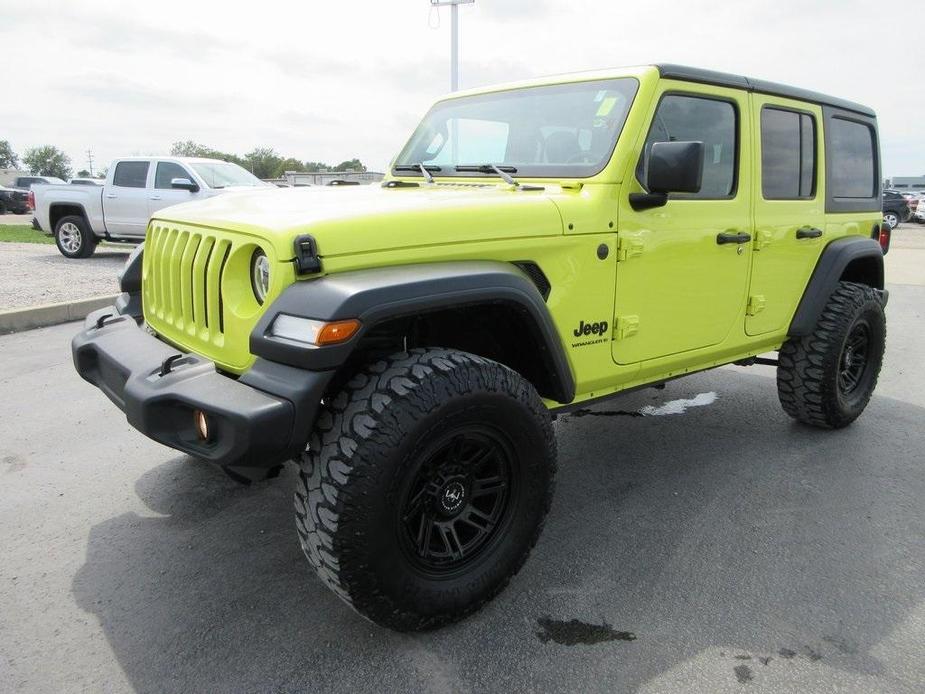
628 191 668 211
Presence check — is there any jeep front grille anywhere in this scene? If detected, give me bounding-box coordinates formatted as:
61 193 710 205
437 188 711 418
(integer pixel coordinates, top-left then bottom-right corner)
141 222 287 373
143 224 233 341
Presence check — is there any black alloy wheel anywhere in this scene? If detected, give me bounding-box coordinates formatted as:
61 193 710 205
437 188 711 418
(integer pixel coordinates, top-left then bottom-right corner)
399 428 514 574
838 322 871 395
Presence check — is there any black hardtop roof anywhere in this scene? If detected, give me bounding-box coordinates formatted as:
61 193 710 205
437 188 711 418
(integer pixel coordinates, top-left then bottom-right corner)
655 64 875 118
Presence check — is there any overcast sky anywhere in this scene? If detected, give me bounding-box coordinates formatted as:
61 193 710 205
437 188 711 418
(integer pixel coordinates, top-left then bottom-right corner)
1 0 921 177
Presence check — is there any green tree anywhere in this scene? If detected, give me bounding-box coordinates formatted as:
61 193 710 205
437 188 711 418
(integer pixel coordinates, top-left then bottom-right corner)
169 141 244 166
303 161 329 172
23 146 72 179
272 157 306 178
169 140 224 158
334 158 366 172
243 147 282 179
76 169 91 177
0 140 19 169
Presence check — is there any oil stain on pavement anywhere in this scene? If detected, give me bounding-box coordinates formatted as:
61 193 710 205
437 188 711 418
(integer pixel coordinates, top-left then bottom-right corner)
535 617 636 645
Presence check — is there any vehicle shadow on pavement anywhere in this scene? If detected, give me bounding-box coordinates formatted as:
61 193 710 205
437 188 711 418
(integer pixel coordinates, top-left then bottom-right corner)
71 372 925 693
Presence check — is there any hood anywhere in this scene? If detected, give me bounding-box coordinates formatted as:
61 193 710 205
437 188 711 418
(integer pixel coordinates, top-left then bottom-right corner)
152 183 565 260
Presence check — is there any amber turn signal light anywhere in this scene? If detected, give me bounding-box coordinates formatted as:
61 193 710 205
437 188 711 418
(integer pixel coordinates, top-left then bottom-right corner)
315 319 361 345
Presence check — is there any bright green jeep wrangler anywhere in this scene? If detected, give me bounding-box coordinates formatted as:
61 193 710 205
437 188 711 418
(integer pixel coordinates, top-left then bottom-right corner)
73 64 890 631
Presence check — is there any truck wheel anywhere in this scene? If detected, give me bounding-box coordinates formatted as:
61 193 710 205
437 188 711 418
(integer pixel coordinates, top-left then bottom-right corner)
883 211 900 230
294 348 556 631
54 215 97 259
777 281 885 429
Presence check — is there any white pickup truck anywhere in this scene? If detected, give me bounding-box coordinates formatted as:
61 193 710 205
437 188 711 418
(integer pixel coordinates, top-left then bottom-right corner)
33 157 273 258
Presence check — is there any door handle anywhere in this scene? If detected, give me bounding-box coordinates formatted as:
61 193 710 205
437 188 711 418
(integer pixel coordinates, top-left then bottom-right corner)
149 196 162 200
716 231 752 245
105 194 117 199
796 227 823 239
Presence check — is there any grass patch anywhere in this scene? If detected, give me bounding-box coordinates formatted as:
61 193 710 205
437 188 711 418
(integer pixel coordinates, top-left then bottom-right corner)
0 224 54 244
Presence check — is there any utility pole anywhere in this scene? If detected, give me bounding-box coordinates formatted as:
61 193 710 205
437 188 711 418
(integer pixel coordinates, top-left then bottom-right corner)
86 149 95 176
430 0 474 91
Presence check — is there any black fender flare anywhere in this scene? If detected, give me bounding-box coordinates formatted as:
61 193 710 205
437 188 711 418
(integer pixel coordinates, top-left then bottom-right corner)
788 236 885 337
249 261 576 403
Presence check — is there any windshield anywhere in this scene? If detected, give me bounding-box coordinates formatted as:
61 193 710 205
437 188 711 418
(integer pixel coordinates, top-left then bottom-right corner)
393 78 638 178
191 162 269 189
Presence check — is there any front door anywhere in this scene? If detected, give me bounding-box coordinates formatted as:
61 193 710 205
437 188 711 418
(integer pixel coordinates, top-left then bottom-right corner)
148 161 204 217
747 96 825 336
613 84 753 365
105 160 151 237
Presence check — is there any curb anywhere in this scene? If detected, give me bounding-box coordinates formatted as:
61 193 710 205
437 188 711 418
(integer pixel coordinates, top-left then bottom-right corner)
0 294 119 334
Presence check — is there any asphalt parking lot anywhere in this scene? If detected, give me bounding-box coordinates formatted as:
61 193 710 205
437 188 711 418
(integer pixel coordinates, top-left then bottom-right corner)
0 231 923 693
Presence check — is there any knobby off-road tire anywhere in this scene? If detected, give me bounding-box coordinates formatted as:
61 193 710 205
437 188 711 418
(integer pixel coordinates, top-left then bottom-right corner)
294 348 557 631
54 215 97 259
777 281 886 429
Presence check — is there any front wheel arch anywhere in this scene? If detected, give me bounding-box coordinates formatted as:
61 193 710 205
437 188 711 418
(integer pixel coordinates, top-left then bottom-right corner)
249 261 576 404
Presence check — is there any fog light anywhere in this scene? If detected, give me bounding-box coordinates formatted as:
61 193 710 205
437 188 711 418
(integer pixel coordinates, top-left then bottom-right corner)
194 409 210 441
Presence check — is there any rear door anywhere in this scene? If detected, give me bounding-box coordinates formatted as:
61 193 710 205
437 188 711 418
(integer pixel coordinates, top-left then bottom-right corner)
613 83 753 365
747 96 825 336
104 160 151 237
149 161 204 217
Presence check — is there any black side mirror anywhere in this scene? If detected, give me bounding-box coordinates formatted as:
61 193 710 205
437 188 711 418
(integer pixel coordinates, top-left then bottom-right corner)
629 140 704 211
170 177 200 193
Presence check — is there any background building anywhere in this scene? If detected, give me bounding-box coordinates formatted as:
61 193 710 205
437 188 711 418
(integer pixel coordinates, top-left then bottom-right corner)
889 176 925 190
267 170 385 187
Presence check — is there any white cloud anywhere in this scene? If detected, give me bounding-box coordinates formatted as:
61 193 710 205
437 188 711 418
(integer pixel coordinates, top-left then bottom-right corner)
0 0 919 176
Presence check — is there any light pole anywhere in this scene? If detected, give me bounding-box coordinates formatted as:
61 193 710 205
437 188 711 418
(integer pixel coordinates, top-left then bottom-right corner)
430 0 474 91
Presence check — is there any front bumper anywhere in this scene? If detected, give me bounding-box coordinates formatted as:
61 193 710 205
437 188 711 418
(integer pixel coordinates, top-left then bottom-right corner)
72 300 332 469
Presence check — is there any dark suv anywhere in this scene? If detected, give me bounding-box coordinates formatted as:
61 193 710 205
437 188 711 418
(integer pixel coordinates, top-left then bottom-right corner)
883 190 911 229
0 185 31 214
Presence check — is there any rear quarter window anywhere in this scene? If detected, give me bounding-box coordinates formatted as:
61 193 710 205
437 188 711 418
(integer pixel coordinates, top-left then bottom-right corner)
829 118 875 197
822 107 880 213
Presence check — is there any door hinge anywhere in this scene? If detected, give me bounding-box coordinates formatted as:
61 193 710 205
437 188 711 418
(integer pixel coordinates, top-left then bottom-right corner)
617 237 644 262
746 294 766 316
613 315 640 339
754 230 773 250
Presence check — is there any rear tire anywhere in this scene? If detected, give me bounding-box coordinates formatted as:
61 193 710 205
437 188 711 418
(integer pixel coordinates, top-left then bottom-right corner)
54 215 97 259
294 348 556 631
883 211 900 230
777 281 885 428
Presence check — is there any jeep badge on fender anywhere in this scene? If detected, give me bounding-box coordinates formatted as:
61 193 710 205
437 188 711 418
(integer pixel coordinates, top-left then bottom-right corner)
72 63 887 632
574 320 609 337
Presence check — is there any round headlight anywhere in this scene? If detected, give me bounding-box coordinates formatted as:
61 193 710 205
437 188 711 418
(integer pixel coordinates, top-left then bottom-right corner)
251 249 270 305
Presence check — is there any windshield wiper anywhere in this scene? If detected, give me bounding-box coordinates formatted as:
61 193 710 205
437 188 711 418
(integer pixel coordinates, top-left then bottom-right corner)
454 164 543 191
455 164 517 176
393 163 442 183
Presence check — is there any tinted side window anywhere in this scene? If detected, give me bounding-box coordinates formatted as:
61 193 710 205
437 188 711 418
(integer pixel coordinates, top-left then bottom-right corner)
761 107 816 199
829 118 875 198
155 162 193 189
113 161 150 188
637 94 737 198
